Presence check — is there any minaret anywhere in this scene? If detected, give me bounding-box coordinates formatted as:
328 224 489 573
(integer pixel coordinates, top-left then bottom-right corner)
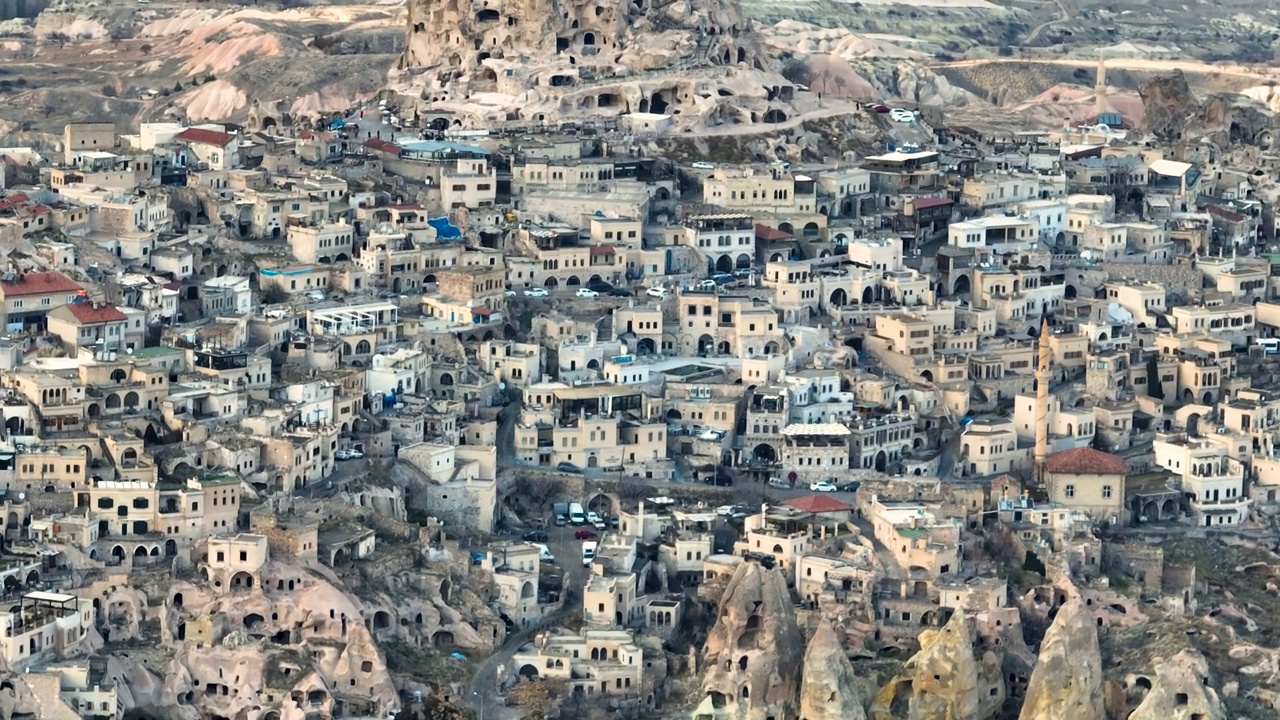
1094 53 1108 117
1033 317 1052 486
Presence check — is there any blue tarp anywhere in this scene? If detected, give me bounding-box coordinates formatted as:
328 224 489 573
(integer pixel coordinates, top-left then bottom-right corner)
329 118 346 130
429 216 462 240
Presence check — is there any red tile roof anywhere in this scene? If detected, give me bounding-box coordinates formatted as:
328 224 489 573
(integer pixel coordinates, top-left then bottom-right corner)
365 138 401 153
175 128 236 147
912 197 954 210
755 223 793 242
589 245 616 256
0 271 83 298
783 494 853 514
1044 447 1128 475
67 303 127 324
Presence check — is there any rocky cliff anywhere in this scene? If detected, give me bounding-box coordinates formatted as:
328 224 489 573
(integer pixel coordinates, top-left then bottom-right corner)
1126 650 1225 720
799 621 867 720
693 561 804 720
1017 593 1104 720
1139 70 1195 141
869 611 1004 720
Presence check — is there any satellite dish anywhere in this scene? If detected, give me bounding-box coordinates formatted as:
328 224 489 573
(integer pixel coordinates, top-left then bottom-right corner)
1096 123 1111 133
1080 250 1094 261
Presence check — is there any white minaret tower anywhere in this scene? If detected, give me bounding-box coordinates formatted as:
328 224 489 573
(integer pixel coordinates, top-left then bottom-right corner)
1094 52 1108 117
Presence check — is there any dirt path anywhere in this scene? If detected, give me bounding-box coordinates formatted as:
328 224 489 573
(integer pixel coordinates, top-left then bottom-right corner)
1021 0 1069 45
928 56 1280 82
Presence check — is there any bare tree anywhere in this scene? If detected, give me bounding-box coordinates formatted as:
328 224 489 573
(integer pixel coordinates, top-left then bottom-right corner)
513 476 564 515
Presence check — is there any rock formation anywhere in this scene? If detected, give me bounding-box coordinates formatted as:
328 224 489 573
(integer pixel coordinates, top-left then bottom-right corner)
693 561 804 720
391 0 802 130
799 621 867 720
1139 71 1196 141
1017 594 1104 720
1126 650 1225 720
870 611 1004 720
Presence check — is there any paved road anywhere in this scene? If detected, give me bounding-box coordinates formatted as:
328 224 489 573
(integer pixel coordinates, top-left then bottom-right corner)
465 519 590 720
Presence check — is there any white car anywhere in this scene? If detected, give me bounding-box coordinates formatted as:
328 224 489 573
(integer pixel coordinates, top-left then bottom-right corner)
646 286 670 299
504 289 516 297
695 279 717 290
524 288 549 298
335 449 364 461
715 505 736 516
890 109 915 123
691 162 716 170
576 288 599 298
809 481 838 493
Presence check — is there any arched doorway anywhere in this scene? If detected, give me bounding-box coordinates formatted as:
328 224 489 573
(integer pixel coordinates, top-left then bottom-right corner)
716 255 734 273
752 444 777 463
875 450 888 473
830 289 847 307
952 274 971 296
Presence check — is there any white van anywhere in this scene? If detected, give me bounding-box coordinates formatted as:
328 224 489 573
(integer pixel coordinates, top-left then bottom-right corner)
581 541 598 566
532 544 555 563
768 477 791 490
1257 338 1280 354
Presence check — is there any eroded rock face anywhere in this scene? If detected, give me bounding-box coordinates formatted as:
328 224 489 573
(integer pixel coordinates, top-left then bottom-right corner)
1139 71 1195 141
1127 650 1225 720
870 611 1004 720
695 561 804 720
1017 594 1104 720
799 621 867 720
393 0 796 129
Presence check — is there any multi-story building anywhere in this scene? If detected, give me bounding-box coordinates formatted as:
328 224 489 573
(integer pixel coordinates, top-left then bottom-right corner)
0 592 94 670
0 271 85 331
960 418 1028 477
1154 433 1250 527
679 213 756 275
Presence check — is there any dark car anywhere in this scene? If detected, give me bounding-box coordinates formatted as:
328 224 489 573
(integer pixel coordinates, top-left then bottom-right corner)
838 481 862 493
575 529 598 540
609 287 634 297
869 103 891 113
524 530 549 542
557 462 582 474
703 473 733 487
712 272 735 285
587 280 613 294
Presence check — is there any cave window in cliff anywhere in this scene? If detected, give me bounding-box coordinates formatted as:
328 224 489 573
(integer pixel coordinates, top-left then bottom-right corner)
244 613 264 631
582 32 596 45
476 9 499 22
373 610 392 629
763 109 787 124
740 686 749 700
648 91 670 114
556 37 570 53
433 631 455 649
479 68 498 84
413 22 425 32
230 571 254 590
307 691 326 705
737 47 746 63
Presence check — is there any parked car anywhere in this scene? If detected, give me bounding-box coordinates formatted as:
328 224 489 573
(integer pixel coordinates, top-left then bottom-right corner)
691 161 716 170
556 461 582 474
809 481 838 492
523 530 549 542
335 449 364 460
712 272 736 285
838 481 862 493
524 288 549 298
646 286 670 299
575 529 598 540
733 268 755 279
504 289 516 297
695 279 717 290
587 280 613 294
868 103 892 113
554 514 567 527
609 287 633 297
716 505 736 516
575 288 599 298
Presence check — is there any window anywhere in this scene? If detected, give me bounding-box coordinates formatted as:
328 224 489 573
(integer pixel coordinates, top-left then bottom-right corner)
11 300 21 309
1102 485 1112 499
1064 484 1075 499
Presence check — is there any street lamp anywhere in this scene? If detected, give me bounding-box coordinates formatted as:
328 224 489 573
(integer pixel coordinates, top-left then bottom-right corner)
471 690 484 720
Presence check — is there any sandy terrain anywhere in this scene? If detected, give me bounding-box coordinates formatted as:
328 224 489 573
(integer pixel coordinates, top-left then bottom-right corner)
1011 84 1145 126
765 21 929 60
181 80 249 120
932 56 1280 82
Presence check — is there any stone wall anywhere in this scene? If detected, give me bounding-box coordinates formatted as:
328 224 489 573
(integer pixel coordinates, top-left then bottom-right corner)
1101 541 1164 592
1097 263 1202 293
